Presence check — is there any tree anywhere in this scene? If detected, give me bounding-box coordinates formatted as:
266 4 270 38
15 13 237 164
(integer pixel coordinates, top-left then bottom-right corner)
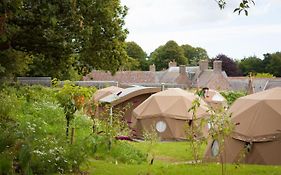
0 0 33 79
181 44 209 66
211 54 242 76
79 0 129 75
264 52 281 77
238 56 263 76
125 41 148 70
0 0 128 79
150 40 187 70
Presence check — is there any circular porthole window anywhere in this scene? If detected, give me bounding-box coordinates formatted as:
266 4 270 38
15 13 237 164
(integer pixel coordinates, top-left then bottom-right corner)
156 121 167 133
211 140 219 157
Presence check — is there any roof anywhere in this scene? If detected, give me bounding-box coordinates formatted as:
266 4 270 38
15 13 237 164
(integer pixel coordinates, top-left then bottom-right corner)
132 88 209 120
93 86 123 102
229 87 281 142
99 86 161 106
84 66 231 90
228 77 281 92
197 71 231 90
84 71 158 84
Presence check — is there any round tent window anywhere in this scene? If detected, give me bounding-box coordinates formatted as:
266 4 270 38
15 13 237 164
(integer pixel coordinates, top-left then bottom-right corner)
156 121 167 133
211 140 219 157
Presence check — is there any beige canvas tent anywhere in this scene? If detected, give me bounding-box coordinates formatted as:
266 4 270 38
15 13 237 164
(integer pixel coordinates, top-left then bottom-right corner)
93 86 123 102
204 87 281 165
99 86 161 123
131 88 209 140
89 86 123 117
203 89 227 110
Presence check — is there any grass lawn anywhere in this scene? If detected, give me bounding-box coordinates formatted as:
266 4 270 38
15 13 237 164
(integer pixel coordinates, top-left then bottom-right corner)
86 160 281 175
129 141 206 163
83 141 281 175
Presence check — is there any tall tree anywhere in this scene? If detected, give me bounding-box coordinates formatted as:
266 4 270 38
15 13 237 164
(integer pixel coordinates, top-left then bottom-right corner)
238 56 263 76
0 0 33 79
264 52 281 77
181 44 209 66
79 0 128 75
0 0 128 79
211 54 242 76
125 41 148 70
150 40 187 71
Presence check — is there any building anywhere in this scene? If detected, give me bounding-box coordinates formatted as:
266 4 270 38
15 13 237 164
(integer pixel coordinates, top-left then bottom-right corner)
84 60 231 90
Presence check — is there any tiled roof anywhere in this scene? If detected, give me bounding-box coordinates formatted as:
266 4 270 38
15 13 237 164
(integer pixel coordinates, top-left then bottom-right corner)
197 71 230 90
84 71 157 84
228 77 281 92
84 67 231 90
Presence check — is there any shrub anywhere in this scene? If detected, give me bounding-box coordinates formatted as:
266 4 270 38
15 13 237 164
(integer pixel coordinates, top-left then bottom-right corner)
0 85 95 174
220 91 246 105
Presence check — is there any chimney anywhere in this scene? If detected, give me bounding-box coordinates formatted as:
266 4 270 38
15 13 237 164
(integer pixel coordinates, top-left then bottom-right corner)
149 64 155 72
169 60 177 68
213 60 222 72
179 65 186 75
199 60 208 71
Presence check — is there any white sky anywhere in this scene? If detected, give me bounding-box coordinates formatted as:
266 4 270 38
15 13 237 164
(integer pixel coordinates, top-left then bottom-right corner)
121 0 281 59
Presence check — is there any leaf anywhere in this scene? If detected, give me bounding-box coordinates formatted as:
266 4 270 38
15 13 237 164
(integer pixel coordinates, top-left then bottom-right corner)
233 8 240 13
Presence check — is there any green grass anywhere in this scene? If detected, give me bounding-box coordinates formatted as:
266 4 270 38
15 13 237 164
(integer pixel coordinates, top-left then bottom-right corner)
130 141 206 163
82 141 281 175
85 160 281 175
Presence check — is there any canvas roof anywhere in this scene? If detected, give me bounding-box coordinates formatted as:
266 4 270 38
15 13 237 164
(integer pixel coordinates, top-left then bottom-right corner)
229 87 281 142
93 86 123 102
133 88 209 120
99 86 161 106
203 89 227 106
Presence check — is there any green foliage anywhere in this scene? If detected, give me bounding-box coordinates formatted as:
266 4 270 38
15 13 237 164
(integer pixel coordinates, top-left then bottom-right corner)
79 0 129 75
0 85 95 174
254 73 275 78
55 81 95 136
143 127 159 165
238 56 263 76
1 0 128 79
121 56 140 71
238 53 281 77
186 98 207 164
150 40 188 70
220 91 246 105
233 0 255 16
0 49 33 78
216 0 255 16
263 52 281 77
94 139 146 164
181 44 209 66
207 107 234 175
125 41 148 70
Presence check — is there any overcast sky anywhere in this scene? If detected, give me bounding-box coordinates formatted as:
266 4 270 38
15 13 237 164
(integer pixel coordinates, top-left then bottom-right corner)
121 0 281 59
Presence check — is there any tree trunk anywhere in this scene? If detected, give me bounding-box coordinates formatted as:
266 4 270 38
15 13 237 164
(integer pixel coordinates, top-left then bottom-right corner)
66 118 70 137
70 127 75 144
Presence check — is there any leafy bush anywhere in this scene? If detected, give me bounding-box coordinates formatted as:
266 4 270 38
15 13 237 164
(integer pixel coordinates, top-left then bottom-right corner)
220 91 246 105
254 73 275 78
0 85 95 174
93 138 146 164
